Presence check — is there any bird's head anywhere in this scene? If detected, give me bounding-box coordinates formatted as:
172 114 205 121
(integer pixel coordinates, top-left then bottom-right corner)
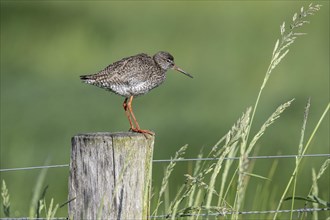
154 51 193 78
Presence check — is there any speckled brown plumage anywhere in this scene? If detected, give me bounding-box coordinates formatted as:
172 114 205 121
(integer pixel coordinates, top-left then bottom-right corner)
80 51 192 135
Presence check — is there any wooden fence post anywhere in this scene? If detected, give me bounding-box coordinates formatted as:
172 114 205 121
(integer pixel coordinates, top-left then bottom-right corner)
68 132 154 219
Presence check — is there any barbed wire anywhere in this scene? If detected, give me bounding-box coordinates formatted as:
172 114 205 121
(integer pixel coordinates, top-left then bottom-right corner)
151 207 330 218
153 153 330 162
1 153 329 172
0 207 329 219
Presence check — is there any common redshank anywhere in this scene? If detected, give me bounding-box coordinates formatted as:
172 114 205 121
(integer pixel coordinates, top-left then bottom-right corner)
80 51 193 135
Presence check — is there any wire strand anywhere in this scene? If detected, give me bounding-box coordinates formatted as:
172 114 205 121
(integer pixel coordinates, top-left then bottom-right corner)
0 164 69 172
1 154 329 172
150 207 330 218
153 153 330 163
0 207 328 219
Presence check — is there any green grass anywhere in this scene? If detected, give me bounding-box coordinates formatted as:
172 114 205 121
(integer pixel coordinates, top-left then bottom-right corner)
1 180 10 217
2 174 60 219
150 3 329 219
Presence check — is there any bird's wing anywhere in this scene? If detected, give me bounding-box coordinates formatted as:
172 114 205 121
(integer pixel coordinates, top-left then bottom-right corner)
103 53 155 83
81 53 155 88
104 53 149 75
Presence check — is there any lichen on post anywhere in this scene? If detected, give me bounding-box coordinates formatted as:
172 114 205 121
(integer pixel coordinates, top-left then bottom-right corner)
68 132 154 219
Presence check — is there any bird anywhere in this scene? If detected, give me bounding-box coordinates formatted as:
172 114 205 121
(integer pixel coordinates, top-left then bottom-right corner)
80 51 193 135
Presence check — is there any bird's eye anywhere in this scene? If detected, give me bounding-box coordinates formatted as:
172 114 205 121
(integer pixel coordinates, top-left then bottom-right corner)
167 58 173 63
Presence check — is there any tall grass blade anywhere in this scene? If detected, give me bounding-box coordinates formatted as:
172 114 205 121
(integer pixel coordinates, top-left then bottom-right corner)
246 3 322 145
273 102 329 219
290 98 310 220
302 102 329 155
29 159 50 218
311 169 319 220
1 180 10 217
232 108 252 220
187 151 203 208
207 107 251 210
152 145 188 216
304 159 330 209
247 99 294 154
46 198 57 220
37 185 49 217
298 98 311 156
316 159 330 180
217 146 238 207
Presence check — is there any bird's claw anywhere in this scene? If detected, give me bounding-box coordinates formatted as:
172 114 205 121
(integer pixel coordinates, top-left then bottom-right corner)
129 128 155 137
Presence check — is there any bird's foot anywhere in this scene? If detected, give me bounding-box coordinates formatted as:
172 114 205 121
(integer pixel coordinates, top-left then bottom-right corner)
129 128 155 137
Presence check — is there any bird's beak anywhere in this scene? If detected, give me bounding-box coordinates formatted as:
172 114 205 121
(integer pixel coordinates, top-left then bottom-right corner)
173 65 193 78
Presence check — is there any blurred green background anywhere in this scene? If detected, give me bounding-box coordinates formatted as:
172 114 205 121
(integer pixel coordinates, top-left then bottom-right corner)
1 1 329 218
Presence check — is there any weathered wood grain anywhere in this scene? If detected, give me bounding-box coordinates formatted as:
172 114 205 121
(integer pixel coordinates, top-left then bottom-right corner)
69 132 154 219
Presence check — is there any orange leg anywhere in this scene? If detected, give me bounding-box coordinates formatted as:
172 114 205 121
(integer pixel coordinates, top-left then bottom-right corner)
125 96 154 135
123 98 135 130
127 96 141 130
